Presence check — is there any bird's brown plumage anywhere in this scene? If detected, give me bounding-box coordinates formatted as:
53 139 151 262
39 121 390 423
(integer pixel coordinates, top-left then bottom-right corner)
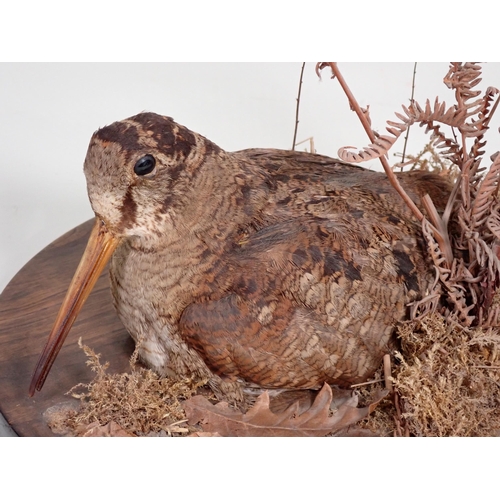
32 112 453 404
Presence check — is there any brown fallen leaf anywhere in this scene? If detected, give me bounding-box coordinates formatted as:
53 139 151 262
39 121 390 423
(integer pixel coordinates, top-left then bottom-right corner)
79 421 136 437
333 427 381 437
189 432 223 437
183 383 388 437
268 389 317 414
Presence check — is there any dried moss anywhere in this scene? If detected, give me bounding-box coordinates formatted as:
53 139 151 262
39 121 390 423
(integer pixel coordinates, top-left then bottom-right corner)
394 315 500 436
60 338 210 436
355 314 500 437
356 368 397 437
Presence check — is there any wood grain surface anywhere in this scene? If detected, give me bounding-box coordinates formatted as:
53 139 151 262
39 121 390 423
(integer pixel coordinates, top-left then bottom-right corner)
0 219 135 436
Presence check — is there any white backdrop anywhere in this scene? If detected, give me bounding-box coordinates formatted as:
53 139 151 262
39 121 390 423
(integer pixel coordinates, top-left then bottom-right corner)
1 62 500 293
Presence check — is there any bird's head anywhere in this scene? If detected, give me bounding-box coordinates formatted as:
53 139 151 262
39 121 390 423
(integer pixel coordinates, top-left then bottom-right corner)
29 112 220 396
85 112 219 241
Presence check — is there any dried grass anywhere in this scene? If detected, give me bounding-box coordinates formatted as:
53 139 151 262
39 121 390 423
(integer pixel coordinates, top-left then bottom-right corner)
356 369 397 437
394 142 460 182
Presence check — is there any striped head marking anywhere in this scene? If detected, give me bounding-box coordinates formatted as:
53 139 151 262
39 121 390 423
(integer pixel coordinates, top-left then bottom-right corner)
83 112 220 241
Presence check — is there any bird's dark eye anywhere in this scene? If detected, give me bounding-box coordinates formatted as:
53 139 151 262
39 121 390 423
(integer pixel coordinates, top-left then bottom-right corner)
134 155 156 176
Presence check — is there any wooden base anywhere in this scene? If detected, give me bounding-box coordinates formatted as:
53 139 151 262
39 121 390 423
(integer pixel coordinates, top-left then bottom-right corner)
0 219 135 436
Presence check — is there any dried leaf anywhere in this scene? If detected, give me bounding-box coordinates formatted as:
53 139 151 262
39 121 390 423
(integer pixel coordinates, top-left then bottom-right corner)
333 427 381 437
189 432 222 437
183 383 388 437
79 421 136 437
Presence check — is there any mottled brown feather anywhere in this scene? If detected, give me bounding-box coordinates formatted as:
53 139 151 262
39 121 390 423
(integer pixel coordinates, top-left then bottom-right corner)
82 112 453 404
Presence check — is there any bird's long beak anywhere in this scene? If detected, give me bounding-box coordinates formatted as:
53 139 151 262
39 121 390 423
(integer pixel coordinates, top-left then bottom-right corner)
29 217 120 396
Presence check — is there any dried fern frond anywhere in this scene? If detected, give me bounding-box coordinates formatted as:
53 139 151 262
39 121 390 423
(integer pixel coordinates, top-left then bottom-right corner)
471 152 500 227
329 63 499 174
486 203 500 240
468 86 500 161
322 62 500 330
444 62 484 112
339 98 472 165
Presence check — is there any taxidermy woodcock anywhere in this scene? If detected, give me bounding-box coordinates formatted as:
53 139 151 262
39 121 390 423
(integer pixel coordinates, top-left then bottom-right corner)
30 112 452 404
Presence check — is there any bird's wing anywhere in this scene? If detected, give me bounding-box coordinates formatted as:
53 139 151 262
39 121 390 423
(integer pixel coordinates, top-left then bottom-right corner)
179 211 427 389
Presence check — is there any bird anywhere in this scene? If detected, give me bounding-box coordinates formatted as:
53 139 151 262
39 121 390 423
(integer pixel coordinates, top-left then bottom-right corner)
30 112 452 405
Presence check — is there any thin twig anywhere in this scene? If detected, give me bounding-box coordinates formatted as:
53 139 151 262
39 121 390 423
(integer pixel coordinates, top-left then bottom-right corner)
350 378 384 388
400 62 417 168
393 390 409 437
295 136 315 153
421 194 454 264
383 354 393 392
324 63 425 223
292 62 306 150
319 62 457 265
